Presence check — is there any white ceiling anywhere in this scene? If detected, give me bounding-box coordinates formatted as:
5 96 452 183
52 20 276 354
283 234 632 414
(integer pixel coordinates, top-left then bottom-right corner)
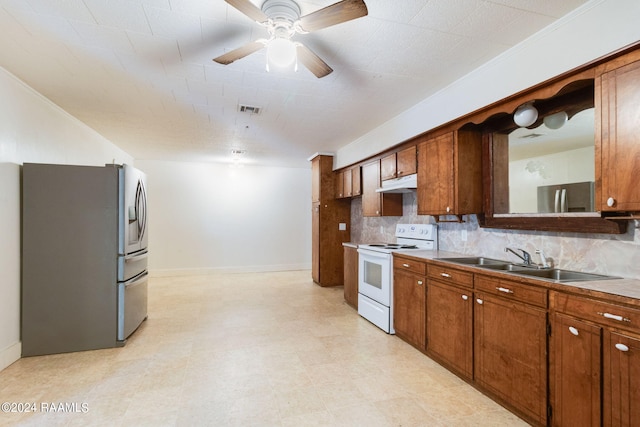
0 0 589 168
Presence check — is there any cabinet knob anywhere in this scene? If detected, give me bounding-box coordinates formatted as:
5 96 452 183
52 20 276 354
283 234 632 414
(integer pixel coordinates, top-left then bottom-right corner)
461 295 469 301
476 298 483 305
568 326 579 336
607 197 616 207
615 343 629 352
417 280 423 286
446 206 451 213
376 210 380 215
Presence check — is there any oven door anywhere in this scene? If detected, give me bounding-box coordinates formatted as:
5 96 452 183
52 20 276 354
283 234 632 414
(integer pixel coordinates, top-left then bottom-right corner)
357 248 392 306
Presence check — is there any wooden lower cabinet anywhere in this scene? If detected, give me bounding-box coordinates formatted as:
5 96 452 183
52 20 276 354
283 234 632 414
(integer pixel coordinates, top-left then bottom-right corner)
550 291 640 427
474 289 548 425
604 330 640 427
550 313 602 427
426 279 473 379
393 256 426 350
343 244 358 309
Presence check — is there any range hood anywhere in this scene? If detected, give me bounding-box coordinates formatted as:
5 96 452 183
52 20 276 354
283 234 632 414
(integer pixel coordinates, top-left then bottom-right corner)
375 173 417 193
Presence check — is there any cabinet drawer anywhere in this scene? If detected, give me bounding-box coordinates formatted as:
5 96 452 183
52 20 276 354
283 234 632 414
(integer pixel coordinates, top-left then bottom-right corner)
551 291 640 334
393 257 426 276
428 264 473 288
475 275 547 308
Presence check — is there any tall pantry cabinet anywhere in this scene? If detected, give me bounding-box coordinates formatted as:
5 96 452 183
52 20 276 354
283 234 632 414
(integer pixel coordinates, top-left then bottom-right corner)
310 154 351 287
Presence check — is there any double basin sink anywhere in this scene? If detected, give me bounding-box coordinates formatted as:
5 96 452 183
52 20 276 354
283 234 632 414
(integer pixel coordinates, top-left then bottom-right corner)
435 257 620 283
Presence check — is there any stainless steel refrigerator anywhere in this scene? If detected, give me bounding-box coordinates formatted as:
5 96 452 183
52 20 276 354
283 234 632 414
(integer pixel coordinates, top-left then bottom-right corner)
537 181 595 213
21 163 149 356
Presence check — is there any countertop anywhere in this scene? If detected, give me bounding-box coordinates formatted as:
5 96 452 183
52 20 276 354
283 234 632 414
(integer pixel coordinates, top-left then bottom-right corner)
393 249 640 308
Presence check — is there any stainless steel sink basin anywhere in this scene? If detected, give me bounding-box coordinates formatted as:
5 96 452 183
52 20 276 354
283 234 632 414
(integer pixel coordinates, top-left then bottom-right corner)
478 263 531 272
435 257 507 266
509 268 620 282
435 256 620 282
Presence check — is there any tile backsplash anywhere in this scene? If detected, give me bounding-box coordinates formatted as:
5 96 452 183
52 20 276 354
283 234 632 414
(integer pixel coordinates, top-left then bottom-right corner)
350 192 640 280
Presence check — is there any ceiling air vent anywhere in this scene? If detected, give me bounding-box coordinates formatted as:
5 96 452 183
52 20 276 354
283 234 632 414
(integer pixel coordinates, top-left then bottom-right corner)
238 104 262 115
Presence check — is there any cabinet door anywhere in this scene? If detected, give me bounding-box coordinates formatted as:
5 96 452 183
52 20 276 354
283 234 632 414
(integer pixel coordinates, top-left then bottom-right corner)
344 169 353 197
380 153 397 181
396 145 417 177
362 161 382 216
393 269 425 350
427 280 472 379
474 292 548 425
335 170 345 199
417 133 454 215
351 166 361 196
599 59 640 211
604 330 640 427
550 313 602 427
311 202 320 282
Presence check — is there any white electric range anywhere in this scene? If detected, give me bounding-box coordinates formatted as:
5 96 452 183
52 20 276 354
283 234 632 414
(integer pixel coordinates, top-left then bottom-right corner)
357 223 438 333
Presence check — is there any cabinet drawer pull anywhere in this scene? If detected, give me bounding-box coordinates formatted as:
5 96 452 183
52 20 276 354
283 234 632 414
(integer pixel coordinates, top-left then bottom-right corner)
476 298 483 305
568 326 579 336
615 343 629 352
403 263 410 268
598 312 631 323
417 280 423 286
496 287 514 294
461 294 468 301
440 273 451 278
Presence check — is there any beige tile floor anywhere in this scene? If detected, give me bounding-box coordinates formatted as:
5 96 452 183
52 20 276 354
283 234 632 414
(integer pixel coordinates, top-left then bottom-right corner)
0 271 530 426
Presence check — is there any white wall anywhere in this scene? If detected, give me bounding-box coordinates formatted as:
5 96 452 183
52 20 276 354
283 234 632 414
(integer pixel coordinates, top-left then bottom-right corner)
135 160 312 276
336 0 640 168
0 67 132 371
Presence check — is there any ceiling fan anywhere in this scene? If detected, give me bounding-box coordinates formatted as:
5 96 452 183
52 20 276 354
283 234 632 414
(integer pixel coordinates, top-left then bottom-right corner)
213 0 368 78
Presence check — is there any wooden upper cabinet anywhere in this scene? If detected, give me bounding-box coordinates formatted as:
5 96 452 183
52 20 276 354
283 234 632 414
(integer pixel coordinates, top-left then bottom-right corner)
397 145 417 177
311 154 334 202
380 146 417 181
335 170 345 199
351 166 361 197
417 130 482 217
335 166 360 199
597 51 640 212
380 153 397 181
362 160 402 217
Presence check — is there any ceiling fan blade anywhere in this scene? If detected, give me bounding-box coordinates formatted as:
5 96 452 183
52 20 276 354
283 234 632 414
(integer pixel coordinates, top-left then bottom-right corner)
297 0 368 33
296 44 333 78
225 0 269 23
213 40 266 65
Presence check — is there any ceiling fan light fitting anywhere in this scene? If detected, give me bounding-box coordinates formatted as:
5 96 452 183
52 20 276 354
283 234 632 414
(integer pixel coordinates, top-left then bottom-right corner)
267 37 297 69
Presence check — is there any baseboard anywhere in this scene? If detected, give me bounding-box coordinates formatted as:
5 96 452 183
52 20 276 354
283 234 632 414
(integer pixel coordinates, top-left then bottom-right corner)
150 264 312 277
0 341 21 372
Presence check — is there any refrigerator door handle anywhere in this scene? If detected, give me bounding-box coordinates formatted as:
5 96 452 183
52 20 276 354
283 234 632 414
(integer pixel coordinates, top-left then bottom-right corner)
124 250 148 262
554 189 561 213
560 188 567 212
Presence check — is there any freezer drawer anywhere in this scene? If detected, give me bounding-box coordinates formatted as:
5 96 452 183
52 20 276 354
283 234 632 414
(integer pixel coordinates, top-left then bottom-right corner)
118 272 148 342
118 250 148 281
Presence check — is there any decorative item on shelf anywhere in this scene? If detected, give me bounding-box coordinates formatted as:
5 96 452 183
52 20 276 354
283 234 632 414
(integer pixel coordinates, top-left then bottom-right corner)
543 111 568 129
513 102 538 127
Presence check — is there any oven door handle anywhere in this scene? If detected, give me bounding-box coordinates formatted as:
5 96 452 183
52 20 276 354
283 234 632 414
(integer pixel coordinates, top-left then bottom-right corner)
357 248 392 259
